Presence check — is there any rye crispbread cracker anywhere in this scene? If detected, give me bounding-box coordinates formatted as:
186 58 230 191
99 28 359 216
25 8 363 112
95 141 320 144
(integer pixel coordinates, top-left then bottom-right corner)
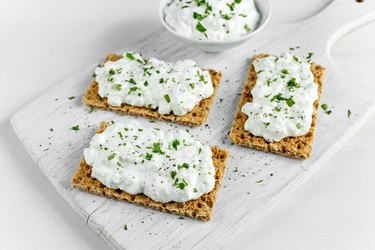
230 54 325 159
72 122 229 221
83 54 222 126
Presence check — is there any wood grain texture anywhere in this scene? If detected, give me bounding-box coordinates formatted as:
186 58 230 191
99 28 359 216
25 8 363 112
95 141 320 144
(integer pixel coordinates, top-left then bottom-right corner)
10 0 375 249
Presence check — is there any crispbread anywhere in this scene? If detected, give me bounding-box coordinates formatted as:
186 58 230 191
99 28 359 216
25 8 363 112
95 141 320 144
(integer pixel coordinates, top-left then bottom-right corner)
72 122 229 221
83 54 222 126
230 54 325 159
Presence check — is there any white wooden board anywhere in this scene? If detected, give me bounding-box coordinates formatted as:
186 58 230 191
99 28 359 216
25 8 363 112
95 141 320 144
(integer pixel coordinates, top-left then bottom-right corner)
11 0 375 249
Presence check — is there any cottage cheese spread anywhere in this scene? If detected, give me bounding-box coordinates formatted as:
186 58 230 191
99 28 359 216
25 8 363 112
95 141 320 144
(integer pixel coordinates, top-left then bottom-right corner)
242 53 319 142
84 121 216 203
163 0 261 41
95 52 214 116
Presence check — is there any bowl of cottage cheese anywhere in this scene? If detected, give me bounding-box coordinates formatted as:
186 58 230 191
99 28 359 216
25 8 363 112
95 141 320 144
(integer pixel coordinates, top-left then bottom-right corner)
159 0 271 52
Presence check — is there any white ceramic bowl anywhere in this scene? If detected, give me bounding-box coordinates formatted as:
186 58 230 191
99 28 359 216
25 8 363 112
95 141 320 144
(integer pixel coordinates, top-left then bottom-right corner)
159 0 272 53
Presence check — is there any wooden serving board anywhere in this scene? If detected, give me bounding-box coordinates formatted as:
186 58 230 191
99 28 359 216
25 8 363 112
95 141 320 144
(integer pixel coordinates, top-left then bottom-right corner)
11 1 375 249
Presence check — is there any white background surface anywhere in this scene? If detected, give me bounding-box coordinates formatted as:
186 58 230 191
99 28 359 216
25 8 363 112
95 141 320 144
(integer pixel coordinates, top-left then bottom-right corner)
1 0 374 249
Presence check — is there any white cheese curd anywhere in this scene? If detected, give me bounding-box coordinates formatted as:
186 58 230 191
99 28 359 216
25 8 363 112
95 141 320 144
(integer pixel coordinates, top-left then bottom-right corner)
241 53 319 142
163 0 260 41
95 52 214 116
83 121 216 203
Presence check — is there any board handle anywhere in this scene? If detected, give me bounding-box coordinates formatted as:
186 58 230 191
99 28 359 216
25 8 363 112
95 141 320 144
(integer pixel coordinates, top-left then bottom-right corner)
306 0 375 46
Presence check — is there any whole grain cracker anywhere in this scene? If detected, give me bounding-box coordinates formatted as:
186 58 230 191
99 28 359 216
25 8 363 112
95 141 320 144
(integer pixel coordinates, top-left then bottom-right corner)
83 54 222 126
72 122 229 221
230 54 325 159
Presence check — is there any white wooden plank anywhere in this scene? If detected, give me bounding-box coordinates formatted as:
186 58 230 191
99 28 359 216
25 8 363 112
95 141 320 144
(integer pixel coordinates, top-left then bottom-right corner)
10 0 375 249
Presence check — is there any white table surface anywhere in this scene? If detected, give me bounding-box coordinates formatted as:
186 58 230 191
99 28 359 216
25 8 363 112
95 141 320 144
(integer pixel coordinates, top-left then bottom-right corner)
1 0 374 249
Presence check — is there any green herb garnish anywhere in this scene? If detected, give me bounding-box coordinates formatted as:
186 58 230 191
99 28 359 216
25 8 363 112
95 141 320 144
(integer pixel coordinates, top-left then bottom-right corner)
126 52 135 60
321 103 332 114
107 153 116 161
71 125 80 131
145 153 153 161
244 24 251 32
271 93 295 107
306 52 314 62
171 171 177 179
172 139 180 150
196 22 207 33
193 12 204 21
347 109 352 118
164 94 171 103
113 84 122 91
178 163 190 169
287 78 300 89
152 142 164 154
68 96 75 100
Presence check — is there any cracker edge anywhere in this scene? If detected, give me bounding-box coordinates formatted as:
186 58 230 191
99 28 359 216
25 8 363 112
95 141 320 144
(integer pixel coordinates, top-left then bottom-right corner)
229 54 325 159
83 54 222 126
71 121 229 221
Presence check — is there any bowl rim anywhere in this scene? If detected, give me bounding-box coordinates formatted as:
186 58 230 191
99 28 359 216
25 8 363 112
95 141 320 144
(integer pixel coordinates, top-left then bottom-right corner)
158 0 272 45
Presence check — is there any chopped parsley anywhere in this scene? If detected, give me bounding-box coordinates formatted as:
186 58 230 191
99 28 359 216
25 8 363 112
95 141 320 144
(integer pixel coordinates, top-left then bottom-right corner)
123 224 128 230
173 178 188 190
271 93 295 107
287 78 300 89
263 122 270 128
189 83 195 89
68 96 76 100
164 94 171 103
196 22 207 33
281 69 289 74
306 52 314 62
221 13 232 20
197 70 207 84
128 87 140 94
172 139 180 150
126 52 135 60
118 131 124 139
296 123 302 129
256 179 263 183
244 24 251 32
89 105 95 113
107 153 116 161
178 163 190 169
126 78 136 84
71 125 80 131
171 170 177 179
347 109 352 118
193 188 198 193
108 69 116 76
321 103 332 114
152 142 164 154
145 153 153 161
113 84 122 91
193 12 204 21
293 55 299 62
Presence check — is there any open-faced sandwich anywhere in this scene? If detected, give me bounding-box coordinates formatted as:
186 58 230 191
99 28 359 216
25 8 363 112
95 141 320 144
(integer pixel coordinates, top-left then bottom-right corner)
230 53 325 159
83 52 222 126
72 121 229 221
